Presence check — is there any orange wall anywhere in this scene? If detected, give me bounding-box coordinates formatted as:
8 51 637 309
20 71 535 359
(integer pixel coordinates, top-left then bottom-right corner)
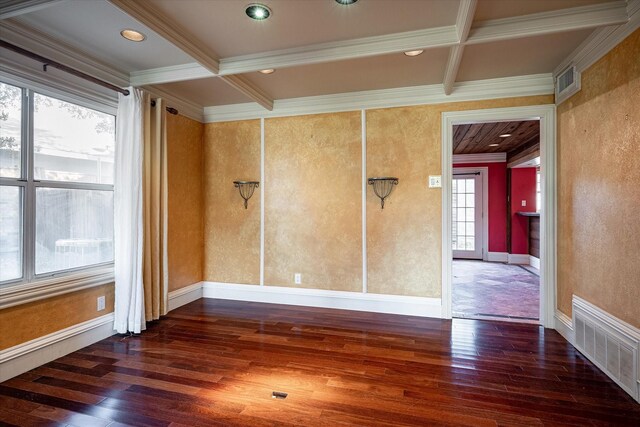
203 120 261 284
203 95 553 298
557 29 640 327
0 283 114 350
166 113 204 291
264 112 363 292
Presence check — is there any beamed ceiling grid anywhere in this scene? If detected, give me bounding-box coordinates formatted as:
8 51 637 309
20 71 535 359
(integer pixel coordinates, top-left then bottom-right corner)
0 0 637 118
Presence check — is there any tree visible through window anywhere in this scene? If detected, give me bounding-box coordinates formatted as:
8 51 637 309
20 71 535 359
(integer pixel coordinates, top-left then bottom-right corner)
0 81 115 283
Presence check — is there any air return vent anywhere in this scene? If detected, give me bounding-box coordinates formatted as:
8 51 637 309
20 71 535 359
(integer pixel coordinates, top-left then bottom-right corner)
572 296 639 402
555 65 580 104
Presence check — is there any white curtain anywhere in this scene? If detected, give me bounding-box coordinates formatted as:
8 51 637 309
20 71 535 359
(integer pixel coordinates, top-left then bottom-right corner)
114 87 146 334
114 88 169 334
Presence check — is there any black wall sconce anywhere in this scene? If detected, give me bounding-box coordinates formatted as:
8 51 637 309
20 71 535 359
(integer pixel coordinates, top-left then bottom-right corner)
233 181 259 209
368 177 398 209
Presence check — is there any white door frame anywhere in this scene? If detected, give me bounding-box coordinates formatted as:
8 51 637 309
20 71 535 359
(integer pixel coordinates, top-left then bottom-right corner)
452 167 489 261
441 105 557 328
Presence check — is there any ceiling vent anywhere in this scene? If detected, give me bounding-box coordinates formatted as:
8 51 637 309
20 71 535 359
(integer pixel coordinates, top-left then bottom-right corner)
555 65 581 105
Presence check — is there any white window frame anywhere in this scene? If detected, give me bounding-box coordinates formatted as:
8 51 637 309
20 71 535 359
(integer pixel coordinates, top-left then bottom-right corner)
0 79 115 309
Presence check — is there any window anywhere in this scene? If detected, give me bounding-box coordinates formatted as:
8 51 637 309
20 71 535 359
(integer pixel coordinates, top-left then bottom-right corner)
0 81 115 286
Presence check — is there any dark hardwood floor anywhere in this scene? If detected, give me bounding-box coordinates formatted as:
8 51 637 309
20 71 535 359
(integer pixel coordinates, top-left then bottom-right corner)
1 299 639 426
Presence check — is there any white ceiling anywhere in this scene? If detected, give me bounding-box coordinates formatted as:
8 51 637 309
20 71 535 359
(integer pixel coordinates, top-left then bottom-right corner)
0 0 633 115
17 0 194 71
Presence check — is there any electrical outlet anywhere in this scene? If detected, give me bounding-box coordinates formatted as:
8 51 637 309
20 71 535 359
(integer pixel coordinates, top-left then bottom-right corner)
428 175 442 188
97 296 105 311
521 200 527 207
294 273 302 285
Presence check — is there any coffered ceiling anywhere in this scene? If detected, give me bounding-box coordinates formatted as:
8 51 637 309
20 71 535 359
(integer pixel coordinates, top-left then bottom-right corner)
0 0 636 121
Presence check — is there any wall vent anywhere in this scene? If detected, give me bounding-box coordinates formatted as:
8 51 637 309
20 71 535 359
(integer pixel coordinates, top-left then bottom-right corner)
573 295 639 402
555 65 581 105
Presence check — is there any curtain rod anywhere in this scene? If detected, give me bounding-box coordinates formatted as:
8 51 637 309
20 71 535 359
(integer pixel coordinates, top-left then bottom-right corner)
150 100 179 115
0 40 130 96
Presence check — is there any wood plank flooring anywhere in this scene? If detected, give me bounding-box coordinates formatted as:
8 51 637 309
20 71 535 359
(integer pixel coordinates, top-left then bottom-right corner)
1 299 638 426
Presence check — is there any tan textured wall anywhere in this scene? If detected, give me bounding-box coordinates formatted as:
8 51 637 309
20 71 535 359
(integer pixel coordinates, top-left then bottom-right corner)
201 95 552 297
557 29 640 327
203 120 261 284
264 112 363 291
0 283 114 350
366 95 553 297
166 114 204 292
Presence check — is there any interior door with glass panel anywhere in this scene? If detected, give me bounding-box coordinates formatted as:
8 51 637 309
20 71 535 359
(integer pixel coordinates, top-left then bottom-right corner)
452 172 483 259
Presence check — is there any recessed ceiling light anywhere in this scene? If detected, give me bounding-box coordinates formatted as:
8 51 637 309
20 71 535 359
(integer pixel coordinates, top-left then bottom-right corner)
489 143 500 147
120 29 146 42
335 0 358 4
404 50 424 57
246 3 271 20
259 69 275 74
499 133 512 137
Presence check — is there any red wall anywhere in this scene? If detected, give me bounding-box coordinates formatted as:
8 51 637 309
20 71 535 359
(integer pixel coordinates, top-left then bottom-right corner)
510 167 537 254
453 162 507 253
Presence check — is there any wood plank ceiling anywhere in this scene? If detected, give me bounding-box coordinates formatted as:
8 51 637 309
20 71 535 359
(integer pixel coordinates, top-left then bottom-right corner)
453 120 539 155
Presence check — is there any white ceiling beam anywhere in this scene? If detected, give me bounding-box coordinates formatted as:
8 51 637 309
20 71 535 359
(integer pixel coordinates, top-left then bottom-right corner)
218 26 459 76
0 0 65 20
129 25 459 86
108 0 273 110
467 1 629 45
444 0 477 96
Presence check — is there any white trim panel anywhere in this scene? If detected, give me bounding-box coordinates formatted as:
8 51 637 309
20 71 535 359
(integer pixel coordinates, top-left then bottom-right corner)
508 253 531 265
573 295 640 402
202 282 442 318
487 252 508 262
530 255 540 269
204 74 553 123
0 267 114 310
452 153 506 164
554 309 575 344
167 282 204 312
0 313 115 382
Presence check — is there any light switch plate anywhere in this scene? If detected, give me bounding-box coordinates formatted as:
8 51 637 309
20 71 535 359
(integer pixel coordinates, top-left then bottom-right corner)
428 175 442 188
521 200 527 206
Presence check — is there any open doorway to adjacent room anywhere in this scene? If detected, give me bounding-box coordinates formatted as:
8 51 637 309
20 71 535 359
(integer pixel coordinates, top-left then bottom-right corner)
450 119 542 324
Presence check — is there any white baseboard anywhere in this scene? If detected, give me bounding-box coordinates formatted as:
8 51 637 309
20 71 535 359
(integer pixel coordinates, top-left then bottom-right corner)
202 282 442 318
487 252 508 262
508 253 530 265
168 281 204 312
0 313 115 382
529 256 540 269
573 296 640 403
554 309 574 344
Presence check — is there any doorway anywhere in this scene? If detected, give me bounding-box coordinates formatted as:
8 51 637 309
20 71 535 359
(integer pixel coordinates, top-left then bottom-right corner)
441 105 556 328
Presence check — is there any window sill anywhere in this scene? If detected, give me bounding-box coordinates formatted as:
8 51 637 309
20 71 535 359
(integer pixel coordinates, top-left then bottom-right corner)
0 266 114 309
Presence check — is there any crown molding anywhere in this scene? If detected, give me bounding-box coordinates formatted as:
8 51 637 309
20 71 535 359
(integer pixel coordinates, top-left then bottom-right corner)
554 0 639 78
0 19 129 88
144 84 204 123
130 63 214 86
129 25 459 86
203 73 553 123
453 153 506 164
218 25 458 76
108 0 273 110
468 1 629 44
0 0 65 19
107 0 220 74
